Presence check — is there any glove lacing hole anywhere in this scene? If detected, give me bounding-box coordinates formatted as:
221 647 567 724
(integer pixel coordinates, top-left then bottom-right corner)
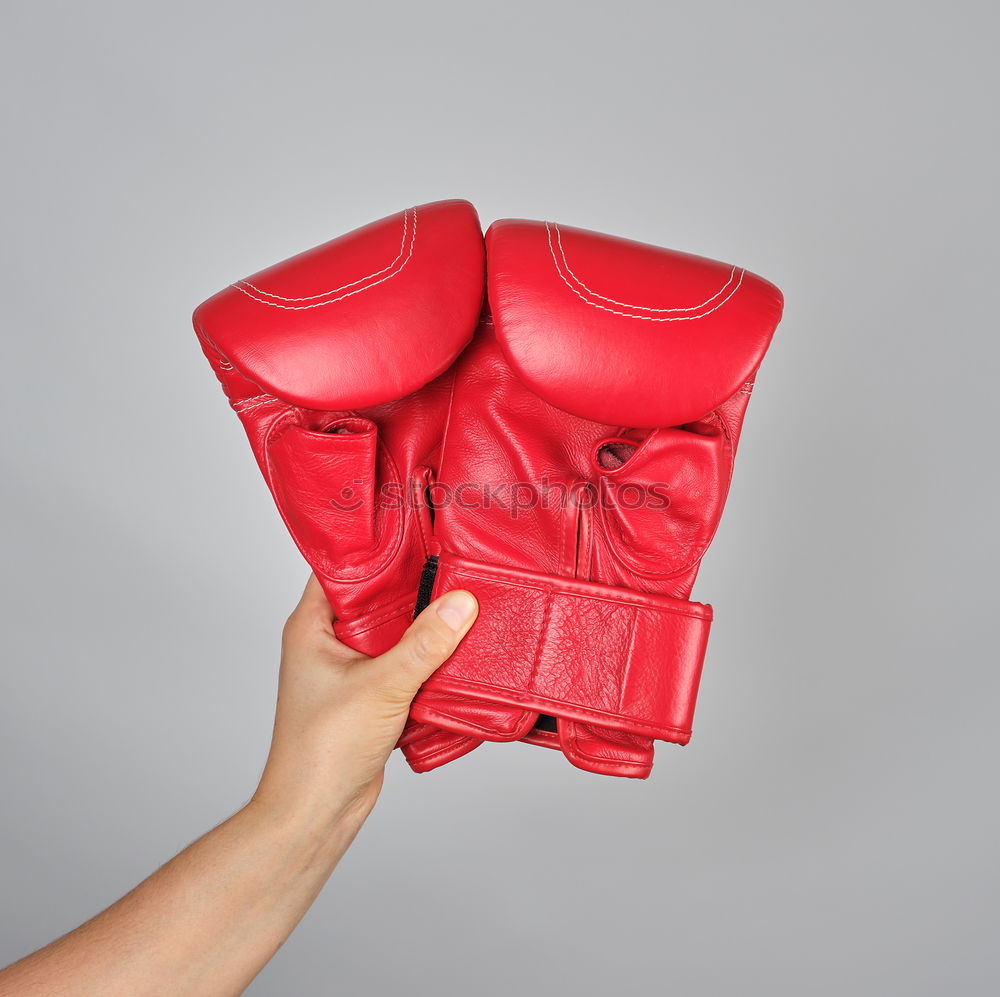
595 439 638 471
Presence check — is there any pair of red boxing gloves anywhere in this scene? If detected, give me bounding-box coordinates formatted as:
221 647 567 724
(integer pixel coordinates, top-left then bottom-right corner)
193 200 783 778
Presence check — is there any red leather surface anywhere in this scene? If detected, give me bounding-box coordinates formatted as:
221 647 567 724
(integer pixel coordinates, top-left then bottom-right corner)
194 200 486 769
194 200 485 411
410 218 783 777
195 203 782 780
488 220 782 428
418 556 712 741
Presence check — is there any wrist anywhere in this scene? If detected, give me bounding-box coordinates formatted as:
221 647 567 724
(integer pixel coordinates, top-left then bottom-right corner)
248 772 379 848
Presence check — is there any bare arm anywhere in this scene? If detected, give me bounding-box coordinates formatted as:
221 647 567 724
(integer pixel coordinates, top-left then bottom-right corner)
0 577 478 997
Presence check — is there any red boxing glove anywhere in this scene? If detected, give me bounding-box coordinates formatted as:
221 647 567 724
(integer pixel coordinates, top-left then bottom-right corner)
409 219 783 778
193 200 485 772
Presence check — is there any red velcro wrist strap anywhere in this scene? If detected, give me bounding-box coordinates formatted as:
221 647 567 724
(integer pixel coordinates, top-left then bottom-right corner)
422 554 712 743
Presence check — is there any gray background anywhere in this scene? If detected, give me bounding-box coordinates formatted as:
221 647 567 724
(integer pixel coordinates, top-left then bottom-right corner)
2 1 997 993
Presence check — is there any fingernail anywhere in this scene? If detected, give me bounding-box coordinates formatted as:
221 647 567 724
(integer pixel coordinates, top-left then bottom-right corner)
436 591 477 632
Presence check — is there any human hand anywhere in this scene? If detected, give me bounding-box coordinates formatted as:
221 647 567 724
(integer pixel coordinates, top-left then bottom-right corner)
251 575 479 828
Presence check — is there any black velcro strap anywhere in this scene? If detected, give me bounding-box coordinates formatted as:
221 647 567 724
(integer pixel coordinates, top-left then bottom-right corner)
413 555 439 618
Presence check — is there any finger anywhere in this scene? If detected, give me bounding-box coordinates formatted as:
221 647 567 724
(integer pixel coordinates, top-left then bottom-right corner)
285 573 336 633
373 589 478 693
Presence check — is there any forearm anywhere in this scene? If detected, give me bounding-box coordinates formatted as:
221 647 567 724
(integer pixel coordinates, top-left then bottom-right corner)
0 579 476 995
0 796 370 997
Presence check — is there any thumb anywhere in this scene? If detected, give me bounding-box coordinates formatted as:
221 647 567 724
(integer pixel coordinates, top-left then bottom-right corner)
371 590 478 698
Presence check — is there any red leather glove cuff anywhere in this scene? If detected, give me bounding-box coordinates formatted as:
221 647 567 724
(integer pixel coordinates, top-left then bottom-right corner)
414 555 713 743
